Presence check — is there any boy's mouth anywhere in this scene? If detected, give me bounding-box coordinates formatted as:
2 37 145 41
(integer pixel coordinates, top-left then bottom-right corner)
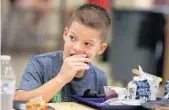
70 53 88 58
70 53 89 64
70 54 74 56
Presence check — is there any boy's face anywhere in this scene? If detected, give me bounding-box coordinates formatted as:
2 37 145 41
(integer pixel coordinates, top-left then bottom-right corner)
63 21 107 60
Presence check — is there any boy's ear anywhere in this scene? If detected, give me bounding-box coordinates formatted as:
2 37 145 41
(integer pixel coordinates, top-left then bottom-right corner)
97 43 107 55
63 27 69 41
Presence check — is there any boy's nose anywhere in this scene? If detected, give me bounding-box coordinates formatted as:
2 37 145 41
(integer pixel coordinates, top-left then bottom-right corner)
73 42 83 53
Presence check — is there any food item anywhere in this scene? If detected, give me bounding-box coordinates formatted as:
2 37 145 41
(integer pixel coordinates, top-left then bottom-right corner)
127 76 151 102
26 99 47 110
127 76 138 100
104 86 127 100
104 89 118 99
132 66 162 100
132 66 162 83
164 80 169 99
83 89 100 98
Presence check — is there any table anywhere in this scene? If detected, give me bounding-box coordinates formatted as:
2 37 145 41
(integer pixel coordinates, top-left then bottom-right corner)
13 100 169 110
13 100 96 110
48 103 169 110
48 102 95 110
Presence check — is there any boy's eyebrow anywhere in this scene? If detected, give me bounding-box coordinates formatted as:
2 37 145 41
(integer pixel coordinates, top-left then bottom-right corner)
70 30 95 43
70 31 77 36
87 40 95 43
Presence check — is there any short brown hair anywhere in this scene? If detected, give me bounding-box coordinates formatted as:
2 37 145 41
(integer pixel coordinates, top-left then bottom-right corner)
67 4 111 42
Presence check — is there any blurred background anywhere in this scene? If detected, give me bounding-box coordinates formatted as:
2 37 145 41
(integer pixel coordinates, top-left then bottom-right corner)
1 0 169 96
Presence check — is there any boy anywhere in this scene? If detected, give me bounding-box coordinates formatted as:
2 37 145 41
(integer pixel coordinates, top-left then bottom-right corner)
14 4 111 102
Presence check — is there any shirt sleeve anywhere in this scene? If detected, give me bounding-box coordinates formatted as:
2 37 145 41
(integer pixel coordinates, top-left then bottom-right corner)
16 57 44 91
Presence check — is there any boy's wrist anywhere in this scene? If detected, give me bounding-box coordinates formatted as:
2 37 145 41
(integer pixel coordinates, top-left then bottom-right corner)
55 73 69 85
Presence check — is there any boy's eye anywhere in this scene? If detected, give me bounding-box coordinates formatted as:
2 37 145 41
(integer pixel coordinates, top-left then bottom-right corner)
85 42 92 47
69 35 76 41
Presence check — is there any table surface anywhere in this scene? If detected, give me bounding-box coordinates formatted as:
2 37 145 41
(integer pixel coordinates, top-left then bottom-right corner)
48 102 169 110
48 102 96 110
13 100 169 110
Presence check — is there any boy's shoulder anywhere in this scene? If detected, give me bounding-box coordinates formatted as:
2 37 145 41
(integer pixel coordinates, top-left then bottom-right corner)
30 50 63 66
33 50 62 60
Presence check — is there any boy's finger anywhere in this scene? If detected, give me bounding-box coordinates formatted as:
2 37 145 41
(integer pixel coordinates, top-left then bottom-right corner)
73 65 90 70
70 58 91 63
71 62 90 67
70 54 87 57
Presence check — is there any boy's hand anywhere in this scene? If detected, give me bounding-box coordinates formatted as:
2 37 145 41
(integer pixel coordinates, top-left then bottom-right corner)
57 54 91 83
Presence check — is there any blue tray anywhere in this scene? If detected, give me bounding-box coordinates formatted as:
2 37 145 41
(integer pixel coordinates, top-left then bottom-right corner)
71 95 149 110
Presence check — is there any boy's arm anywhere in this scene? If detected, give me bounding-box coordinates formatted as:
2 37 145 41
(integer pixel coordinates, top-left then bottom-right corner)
14 74 66 102
15 54 91 102
14 57 67 102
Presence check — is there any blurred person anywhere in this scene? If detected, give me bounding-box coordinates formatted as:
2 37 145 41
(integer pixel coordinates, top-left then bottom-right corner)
16 0 52 30
137 13 165 78
1 0 52 52
88 0 111 10
162 15 169 85
4 0 52 30
14 4 111 102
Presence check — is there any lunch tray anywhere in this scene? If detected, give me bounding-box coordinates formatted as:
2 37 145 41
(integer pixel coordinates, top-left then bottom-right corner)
71 95 149 110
